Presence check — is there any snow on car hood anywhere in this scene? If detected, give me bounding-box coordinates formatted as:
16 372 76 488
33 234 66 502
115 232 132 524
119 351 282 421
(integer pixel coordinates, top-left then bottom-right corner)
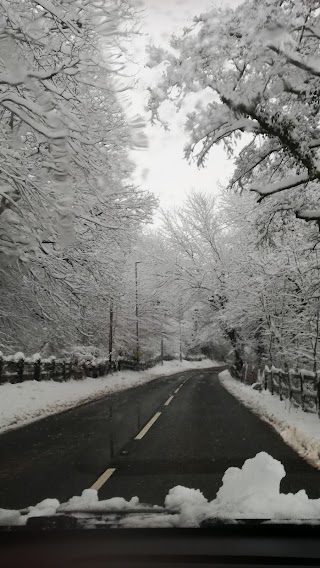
2 452 320 528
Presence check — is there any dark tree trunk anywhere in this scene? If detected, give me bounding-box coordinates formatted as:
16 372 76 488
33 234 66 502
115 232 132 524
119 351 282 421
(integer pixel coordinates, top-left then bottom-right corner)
226 328 244 377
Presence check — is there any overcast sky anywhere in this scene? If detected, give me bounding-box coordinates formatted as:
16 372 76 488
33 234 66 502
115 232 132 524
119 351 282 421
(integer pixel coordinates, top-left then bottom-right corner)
122 0 244 212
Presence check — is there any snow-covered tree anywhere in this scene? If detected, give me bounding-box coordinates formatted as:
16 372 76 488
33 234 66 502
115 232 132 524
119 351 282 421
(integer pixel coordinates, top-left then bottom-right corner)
145 187 320 372
219 187 320 372
155 192 243 367
0 0 158 355
147 0 320 231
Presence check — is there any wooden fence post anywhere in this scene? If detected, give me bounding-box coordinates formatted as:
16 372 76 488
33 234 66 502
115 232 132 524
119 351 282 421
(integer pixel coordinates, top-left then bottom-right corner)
34 358 41 381
17 357 24 383
279 370 282 401
109 403 114 459
288 369 293 402
51 358 56 381
300 371 305 411
270 367 274 395
282 369 289 400
244 363 248 384
317 372 320 418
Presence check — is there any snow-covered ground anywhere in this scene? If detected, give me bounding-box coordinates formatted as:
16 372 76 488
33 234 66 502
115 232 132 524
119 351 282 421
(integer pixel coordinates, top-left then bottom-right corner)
219 370 320 469
2 452 320 526
0 359 217 435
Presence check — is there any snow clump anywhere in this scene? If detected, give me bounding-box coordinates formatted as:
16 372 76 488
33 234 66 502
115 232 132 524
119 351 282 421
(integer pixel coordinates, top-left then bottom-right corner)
3 453 320 527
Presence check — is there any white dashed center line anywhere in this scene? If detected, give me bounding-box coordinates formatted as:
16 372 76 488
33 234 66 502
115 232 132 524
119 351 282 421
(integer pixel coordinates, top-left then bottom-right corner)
135 412 161 440
89 378 190 491
91 467 116 491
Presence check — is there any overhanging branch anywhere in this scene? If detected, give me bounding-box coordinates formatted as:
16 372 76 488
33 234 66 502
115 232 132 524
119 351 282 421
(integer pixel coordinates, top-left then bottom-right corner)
250 172 310 201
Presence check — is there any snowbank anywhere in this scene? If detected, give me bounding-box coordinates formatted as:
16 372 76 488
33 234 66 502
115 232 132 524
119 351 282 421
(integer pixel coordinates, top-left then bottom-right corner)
0 359 217 434
2 452 320 527
219 370 320 469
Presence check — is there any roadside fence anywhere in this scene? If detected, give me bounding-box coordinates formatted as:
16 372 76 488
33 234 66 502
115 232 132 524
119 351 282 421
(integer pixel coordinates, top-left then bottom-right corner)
229 363 320 417
0 353 165 385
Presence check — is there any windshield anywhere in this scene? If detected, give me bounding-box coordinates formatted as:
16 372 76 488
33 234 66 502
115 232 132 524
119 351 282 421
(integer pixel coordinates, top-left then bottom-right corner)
1 0 320 529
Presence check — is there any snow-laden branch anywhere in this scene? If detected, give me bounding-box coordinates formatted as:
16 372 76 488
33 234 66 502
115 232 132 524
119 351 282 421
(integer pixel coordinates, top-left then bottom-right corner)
296 209 320 222
250 172 310 200
70 132 104 146
197 118 260 165
310 139 320 149
76 77 130 93
267 43 320 78
77 215 120 230
0 59 80 86
231 142 282 186
1 93 98 144
218 85 318 173
2 102 67 139
29 0 82 36
0 93 50 117
41 80 72 99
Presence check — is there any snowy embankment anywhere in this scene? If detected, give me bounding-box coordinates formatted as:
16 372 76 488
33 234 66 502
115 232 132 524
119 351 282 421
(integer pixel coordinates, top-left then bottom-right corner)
0 359 217 435
3 452 320 526
219 370 320 469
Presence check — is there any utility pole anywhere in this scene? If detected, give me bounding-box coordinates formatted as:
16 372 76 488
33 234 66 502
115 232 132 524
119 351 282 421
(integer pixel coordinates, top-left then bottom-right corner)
109 302 113 364
135 261 141 364
157 299 164 365
177 296 184 362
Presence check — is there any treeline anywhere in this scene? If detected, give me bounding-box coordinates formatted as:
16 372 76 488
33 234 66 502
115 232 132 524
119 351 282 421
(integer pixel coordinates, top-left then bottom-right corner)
149 191 320 373
4 0 320 372
144 0 320 372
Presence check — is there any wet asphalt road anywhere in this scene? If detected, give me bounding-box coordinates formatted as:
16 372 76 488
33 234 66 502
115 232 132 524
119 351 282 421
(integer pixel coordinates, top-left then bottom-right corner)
0 366 320 510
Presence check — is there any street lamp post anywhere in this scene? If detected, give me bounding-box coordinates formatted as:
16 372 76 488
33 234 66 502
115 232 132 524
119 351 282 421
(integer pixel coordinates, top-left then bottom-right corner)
161 334 164 365
109 301 113 364
156 299 164 365
135 261 142 364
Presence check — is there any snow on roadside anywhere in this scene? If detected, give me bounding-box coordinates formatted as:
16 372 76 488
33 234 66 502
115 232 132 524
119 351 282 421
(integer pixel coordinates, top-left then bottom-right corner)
3 452 320 526
0 359 218 435
219 370 320 470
